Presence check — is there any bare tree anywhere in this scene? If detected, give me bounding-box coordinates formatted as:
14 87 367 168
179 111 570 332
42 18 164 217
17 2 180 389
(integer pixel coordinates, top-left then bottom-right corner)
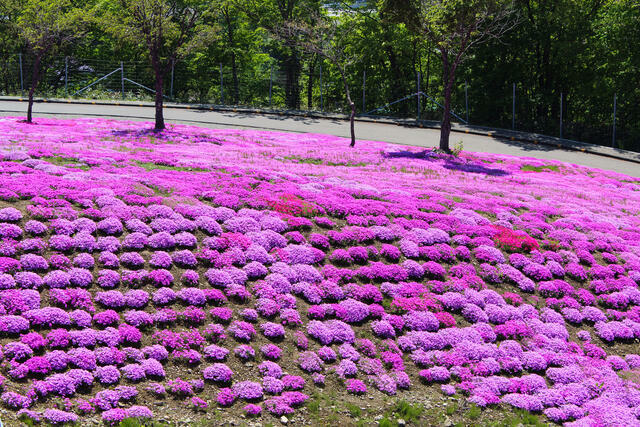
383 0 518 152
102 0 217 130
277 14 359 147
15 0 84 123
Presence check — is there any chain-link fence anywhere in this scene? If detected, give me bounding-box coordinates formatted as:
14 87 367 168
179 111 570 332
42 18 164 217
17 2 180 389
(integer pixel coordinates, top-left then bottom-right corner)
1 54 636 152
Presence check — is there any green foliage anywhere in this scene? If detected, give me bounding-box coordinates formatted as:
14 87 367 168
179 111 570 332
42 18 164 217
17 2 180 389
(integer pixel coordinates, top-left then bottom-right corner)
466 404 482 420
18 414 37 427
394 400 424 422
98 0 218 65
451 140 464 156
40 155 91 170
445 402 458 415
16 0 85 56
134 160 209 172
2 0 639 150
346 402 362 418
307 398 321 413
118 418 145 427
488 409 547 426
116 418 182 427
521 164 560 172
382 0 516 150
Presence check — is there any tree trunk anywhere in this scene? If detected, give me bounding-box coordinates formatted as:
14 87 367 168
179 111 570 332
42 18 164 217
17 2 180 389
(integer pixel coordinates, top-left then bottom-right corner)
385 44 405 116
231 52 239 105
349 102 356 147
307 56 316 110
425 42 431 102
440 81 452 152
283 49 301 110
154 68 165 130
224 9 239 105
338 66 356 148
26 54 42 124
439 52 453 153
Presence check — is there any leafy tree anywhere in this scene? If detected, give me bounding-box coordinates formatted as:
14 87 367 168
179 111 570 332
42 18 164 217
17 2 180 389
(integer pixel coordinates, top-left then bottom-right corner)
242 0 321 110
589 0 640 149
382 0 517 151
220 0 240 104
277 14 359 146
101 0 217 130
14 0 84 123
0 0 21 94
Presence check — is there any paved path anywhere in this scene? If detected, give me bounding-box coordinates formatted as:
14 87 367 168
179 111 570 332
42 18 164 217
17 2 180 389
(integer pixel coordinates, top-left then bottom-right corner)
0 99 638 178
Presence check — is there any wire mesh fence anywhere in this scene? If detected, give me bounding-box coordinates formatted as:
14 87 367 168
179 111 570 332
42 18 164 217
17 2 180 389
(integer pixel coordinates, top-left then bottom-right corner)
1 53 635 151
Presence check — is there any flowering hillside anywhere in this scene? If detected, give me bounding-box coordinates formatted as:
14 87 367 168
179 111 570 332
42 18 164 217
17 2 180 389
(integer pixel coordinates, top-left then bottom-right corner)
0 117 640 425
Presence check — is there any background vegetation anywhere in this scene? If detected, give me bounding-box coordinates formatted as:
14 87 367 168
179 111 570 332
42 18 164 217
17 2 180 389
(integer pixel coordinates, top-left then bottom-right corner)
0 0 638 151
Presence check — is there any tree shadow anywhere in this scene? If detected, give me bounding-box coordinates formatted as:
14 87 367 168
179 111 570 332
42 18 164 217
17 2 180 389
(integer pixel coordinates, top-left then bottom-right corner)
110 128 224 144
442 159 510 176
111 128 174 140
383 149 511 177
212 109 345 126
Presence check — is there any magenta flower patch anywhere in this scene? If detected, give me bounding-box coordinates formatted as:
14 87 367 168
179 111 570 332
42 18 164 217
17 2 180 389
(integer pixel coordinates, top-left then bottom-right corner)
0 117 639 424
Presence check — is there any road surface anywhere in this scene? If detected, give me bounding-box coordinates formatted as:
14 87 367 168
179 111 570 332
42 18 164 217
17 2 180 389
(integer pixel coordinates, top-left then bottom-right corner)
0 99 637 177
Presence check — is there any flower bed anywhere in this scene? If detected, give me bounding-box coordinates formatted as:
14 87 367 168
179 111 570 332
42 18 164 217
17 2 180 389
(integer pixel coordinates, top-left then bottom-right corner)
0 117 639 425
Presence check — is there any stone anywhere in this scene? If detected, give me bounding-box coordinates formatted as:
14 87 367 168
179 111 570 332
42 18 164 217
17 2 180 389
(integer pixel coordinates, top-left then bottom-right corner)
280 416 289 425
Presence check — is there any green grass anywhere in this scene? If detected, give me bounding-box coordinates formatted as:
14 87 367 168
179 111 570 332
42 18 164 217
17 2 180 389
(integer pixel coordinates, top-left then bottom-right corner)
346 402 362 418
284 155 323 165
466 404 482 420
487 409 547 427
446 402 458 416
378 418 396 427
116 418 177 427
326 160 368 167
40 155 91 171
521 164 560 172
282 155 367 167
134 160 209 172
394 400 424 422
146 183 174 196
18 415 37 426
307 394 322 414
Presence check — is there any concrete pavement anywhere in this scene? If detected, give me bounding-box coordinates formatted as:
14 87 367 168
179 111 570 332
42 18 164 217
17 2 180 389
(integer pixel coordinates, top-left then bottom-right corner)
0 98 638 178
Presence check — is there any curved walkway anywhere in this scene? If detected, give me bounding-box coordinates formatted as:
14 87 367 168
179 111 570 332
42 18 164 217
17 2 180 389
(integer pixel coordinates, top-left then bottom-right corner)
0 99 638 178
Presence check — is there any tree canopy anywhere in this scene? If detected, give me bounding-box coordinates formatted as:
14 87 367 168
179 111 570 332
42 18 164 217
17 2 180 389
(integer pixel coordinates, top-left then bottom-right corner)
1 0 639 150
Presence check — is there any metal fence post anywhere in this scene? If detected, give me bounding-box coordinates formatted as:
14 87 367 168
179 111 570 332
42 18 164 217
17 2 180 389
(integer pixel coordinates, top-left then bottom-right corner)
170 60 174 99
121 62 124 100
65 57 68 97
465 81 469 124
362 69 366 113
417 71 421 121
512 83 516 130
559 92 563 139
612 93 617 148
19 53 23 97
269 64 273 108
220 63 224 104
319 62 323 112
